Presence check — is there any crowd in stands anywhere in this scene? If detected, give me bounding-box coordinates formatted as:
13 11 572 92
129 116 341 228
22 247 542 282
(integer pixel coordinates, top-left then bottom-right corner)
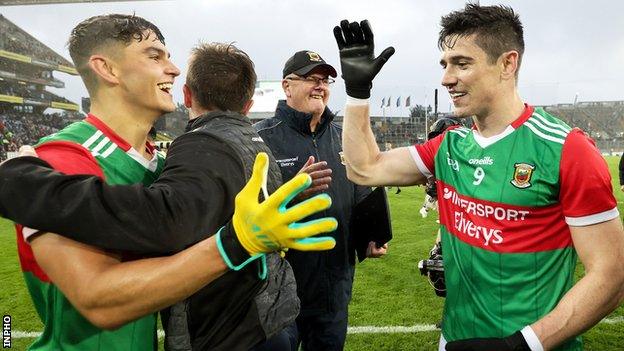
0 58 19 73
0 109 74 160
0 82 30 97
0 82 74 106
372 120 422 147
0 58 55 82
1 100 623 160
545 102 624 141
364 102 624 153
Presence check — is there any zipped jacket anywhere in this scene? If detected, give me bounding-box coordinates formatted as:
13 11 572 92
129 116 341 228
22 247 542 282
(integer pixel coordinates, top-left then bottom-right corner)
255 100 370 316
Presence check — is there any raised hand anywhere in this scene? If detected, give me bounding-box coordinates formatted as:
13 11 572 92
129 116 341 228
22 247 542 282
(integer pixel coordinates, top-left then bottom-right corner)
333 19 395 99
295 156 332 201
217 152 338 270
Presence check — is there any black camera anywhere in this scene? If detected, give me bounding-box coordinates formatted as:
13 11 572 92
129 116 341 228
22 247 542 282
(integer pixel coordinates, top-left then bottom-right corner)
418 242 446 297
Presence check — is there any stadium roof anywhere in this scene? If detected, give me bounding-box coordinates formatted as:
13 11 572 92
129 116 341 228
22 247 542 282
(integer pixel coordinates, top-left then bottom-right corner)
0 0 157 5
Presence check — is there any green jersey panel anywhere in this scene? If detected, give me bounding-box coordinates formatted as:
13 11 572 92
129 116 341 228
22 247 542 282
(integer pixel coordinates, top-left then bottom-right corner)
424 107 581 350
20 116 164 350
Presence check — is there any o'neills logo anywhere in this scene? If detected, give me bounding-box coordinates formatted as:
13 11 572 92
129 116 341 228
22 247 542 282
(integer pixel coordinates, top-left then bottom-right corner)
511 163 535 189
468 156 494 165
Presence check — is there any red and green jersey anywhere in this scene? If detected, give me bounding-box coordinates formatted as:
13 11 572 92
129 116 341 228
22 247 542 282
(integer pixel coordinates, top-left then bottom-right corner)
411 105 618 350
15 114 164 350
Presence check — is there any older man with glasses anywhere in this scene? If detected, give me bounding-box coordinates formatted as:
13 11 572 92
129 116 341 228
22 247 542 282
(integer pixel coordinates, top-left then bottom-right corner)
254 50 388 351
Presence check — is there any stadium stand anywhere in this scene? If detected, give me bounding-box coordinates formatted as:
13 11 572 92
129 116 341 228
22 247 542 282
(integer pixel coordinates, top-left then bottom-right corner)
0 14 81 160
544 101 624 153
347 102 624 153
0 14 74 67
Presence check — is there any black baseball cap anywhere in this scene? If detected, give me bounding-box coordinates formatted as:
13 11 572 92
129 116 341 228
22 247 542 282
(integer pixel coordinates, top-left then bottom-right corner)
282 50 337 78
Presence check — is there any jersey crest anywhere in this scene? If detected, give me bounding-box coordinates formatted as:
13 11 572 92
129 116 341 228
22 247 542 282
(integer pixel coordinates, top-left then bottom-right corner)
510 162 535 189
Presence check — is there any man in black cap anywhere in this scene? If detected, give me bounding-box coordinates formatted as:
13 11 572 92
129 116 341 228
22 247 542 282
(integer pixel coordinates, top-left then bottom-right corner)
254 50 388 351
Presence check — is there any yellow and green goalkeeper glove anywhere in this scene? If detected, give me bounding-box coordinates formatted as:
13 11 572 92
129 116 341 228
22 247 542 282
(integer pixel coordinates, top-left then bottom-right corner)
217 152 337 273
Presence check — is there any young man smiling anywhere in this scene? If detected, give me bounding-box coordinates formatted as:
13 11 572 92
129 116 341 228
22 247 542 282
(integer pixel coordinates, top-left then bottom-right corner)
13 15 181 350
333 4 624 351
6 15 337 350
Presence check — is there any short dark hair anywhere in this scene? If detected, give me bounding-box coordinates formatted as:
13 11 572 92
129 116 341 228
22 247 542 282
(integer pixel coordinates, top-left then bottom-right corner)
439 4 524 73
68 14 165 93
186 43 256 113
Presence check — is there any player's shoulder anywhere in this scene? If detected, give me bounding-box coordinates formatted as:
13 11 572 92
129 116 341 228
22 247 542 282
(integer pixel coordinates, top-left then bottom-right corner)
35 139 103 176
522 107 573 146
37 119 96 146
443 125 471 139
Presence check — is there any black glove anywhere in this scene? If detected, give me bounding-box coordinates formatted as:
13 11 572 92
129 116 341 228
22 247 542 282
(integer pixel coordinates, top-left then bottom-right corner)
445 331 531 351
333 19 395 99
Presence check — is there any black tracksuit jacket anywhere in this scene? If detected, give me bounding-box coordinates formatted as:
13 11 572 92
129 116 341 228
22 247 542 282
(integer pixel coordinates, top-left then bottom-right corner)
0 111 298 351
254 100 370 317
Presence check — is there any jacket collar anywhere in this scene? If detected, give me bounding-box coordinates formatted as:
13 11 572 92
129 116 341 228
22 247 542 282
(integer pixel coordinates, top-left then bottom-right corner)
275 100 335 135
185 110 250 132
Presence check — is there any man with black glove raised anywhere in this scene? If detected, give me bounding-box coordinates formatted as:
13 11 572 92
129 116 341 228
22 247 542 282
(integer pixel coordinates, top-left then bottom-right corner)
254 50 387 351
334 6 624 351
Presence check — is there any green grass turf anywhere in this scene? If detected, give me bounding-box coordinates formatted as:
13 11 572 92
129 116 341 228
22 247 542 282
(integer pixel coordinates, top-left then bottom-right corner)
1 156 623 350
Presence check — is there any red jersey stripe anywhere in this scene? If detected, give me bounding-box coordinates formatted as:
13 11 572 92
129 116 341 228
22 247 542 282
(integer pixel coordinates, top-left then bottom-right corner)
438 181 573 253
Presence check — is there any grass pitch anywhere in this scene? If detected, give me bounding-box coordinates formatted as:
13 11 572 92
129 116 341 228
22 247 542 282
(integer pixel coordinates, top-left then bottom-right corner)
1 156 623 350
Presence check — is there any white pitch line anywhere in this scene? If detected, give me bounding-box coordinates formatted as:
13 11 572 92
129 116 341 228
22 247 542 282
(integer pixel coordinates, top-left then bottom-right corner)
602 316 624 324
10 317 624 339
12 331 42 338
348 325 439 334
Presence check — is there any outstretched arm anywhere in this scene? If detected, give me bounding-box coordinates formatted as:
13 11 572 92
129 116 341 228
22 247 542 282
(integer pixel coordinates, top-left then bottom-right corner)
30 231 227 330
26 152 338 329
0 132 245 254
334 20 425 186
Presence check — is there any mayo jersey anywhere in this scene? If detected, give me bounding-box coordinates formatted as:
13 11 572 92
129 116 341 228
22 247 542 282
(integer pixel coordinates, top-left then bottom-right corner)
412 105 618 350
16 114 164 350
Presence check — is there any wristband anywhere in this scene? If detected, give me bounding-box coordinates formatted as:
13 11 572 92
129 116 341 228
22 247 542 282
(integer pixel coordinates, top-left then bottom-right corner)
346 96 369 106
215 226 264 273
520 326 544 351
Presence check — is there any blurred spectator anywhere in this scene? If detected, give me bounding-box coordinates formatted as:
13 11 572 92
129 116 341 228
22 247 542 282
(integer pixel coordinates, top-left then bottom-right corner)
0 109 75 160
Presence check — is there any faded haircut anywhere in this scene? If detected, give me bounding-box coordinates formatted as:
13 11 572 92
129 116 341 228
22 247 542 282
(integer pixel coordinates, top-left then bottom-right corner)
68 14 165 93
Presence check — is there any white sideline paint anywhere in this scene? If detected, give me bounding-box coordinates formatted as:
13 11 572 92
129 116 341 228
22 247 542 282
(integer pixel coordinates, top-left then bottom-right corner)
11 317 624 339
348 325 439 334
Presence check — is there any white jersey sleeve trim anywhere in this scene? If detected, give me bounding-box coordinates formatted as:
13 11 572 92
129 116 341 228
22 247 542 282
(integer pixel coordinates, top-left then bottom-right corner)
408 145 432 179
521 326 545 351
565 207 620 227
22 227 40 242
